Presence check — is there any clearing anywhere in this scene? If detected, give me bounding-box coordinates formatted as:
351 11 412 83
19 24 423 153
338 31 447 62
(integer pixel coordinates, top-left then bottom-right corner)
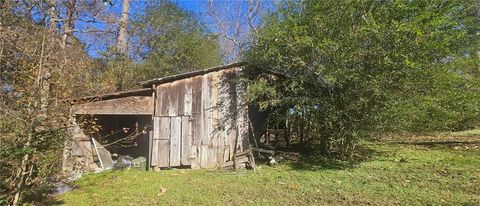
57 131 480 205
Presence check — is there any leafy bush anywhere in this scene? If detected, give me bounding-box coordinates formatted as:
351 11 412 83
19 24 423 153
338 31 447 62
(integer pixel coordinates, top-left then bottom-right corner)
245 0 479 156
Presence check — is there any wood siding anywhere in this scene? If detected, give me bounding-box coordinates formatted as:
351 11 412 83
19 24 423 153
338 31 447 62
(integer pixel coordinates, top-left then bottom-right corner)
72 96 154 115
151 67 249 169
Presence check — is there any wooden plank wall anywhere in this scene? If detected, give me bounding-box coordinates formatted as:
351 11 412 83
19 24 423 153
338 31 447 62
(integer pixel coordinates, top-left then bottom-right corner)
151 67 247 169
73 96 154 115
170 117 182 166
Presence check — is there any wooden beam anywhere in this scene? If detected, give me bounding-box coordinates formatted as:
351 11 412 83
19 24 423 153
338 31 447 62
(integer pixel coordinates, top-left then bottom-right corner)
67 88 152 103
72 96 154 115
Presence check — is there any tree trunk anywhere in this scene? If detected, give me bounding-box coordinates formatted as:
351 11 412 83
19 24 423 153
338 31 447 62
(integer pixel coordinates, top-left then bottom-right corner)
13 28 50 205
264 117 269 144
284 116 290 148
116 0 131 57
46 0 58 31
300 113 305 147
61 0 77 49
12 134 32 206
305 120 310 145
320 134 328 155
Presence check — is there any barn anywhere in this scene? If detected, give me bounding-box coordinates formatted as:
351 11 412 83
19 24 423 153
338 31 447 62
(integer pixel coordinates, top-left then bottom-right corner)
62 62 265 173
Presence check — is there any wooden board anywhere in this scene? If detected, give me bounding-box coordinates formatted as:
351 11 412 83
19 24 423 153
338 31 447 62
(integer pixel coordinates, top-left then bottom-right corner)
199 145 209 168
175 81 185 116
155 84 170 116
168 82 179 116
149 67 249 169
73 96 154 115
148 130 153 169
151 117 160 166
211 71 224 166
181 116 193 165
170 117 181 167
157 117 170 167
190 145 199 169
183 79 193 116
191 76 203 147
201 74 212 146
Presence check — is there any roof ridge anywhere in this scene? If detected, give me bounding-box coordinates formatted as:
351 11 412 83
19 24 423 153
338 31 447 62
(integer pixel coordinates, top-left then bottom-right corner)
139 62 246 87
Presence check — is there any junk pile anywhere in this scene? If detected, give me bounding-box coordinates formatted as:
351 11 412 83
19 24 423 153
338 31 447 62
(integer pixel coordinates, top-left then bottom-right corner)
92 138 146 171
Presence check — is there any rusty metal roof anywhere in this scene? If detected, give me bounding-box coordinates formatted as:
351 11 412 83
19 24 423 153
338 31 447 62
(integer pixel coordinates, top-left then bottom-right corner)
139 62 245 88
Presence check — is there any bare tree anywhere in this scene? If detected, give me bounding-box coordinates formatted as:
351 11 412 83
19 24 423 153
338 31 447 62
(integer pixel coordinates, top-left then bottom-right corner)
60 0 77 49
116 0 131 57
206 0 263 61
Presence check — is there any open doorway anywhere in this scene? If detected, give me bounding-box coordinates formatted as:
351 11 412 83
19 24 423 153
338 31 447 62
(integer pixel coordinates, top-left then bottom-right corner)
78 115 152 170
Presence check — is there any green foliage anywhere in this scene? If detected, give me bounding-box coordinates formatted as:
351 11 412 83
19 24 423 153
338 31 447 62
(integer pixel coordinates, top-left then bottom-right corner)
0 2 96 204
59 140 480 205
97 58 139 91
98 1 223 91
246 0 480 155
380 64 480 132
137 1 222 72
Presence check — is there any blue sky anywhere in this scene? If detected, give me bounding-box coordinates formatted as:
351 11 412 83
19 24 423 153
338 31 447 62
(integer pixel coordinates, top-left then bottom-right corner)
75 0 271 58
76 0 209 57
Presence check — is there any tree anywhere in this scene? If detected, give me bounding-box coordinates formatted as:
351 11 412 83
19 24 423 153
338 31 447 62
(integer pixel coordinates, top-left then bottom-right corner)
116 0 131 57
0 2 96 204
246 0 480 156
132 1 222 82
206 0 264 61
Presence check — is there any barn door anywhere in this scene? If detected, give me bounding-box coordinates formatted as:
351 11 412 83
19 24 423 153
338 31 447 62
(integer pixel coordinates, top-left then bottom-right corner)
169 117 181 166
151 117 170 167
151 116 193 168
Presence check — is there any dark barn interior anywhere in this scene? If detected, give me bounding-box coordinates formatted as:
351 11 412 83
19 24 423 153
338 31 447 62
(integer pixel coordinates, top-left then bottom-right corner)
79 115 152 170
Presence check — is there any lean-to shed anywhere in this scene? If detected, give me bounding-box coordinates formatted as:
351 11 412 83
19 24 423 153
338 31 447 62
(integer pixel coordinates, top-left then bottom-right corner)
62 62 262 172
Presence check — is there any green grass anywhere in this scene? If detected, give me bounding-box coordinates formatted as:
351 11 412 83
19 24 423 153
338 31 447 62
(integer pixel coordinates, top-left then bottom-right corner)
449 128 480 137
58 140 480 205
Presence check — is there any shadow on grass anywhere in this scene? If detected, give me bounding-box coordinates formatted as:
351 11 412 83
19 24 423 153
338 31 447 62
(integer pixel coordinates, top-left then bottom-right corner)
286 144 386 171
22 192 65 206
38 198 64 206
393 141 480 150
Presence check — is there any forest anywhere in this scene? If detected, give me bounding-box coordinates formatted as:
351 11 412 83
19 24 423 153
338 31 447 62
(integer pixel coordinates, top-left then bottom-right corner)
1 0 479 205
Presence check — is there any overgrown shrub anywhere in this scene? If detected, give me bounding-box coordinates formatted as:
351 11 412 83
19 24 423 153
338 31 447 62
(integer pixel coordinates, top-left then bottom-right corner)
245 0 479 156
0 4 95 204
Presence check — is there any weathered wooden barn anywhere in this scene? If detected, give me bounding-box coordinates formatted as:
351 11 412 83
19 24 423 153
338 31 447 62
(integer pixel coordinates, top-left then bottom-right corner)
62 62 264 172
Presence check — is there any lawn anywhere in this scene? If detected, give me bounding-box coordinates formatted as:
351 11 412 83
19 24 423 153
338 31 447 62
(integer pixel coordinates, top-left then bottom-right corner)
58 134 480 205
